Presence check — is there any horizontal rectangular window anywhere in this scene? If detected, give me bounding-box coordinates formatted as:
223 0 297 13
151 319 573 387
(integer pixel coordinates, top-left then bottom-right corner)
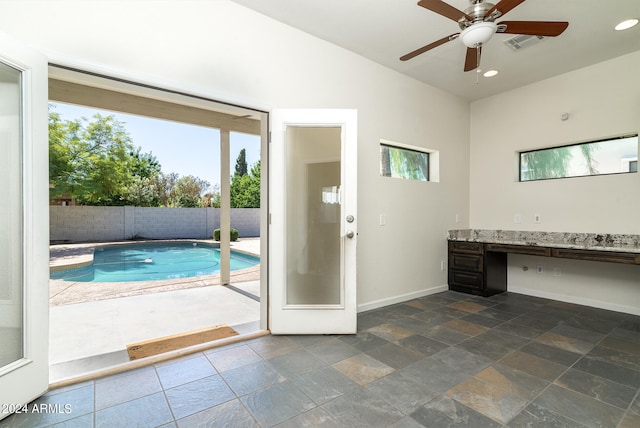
380 142 429 182
519 134 638 181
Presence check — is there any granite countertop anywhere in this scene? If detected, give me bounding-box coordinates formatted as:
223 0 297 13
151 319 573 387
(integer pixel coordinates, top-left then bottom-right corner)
448 229 640 253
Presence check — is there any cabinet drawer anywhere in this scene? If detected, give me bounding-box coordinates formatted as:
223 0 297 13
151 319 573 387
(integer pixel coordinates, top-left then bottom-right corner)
449 253 483 273
486 244 551 257
449 241 483 254
551 248 640 265
449 270 484 290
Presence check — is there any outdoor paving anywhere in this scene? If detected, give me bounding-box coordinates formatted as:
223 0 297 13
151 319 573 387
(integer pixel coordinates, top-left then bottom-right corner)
50 283 260 362
48 238 262 382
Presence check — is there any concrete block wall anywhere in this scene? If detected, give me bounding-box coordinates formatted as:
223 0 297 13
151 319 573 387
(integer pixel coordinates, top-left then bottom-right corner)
50 206 260 242
134 207 209 239
230 208 260 238
50 206 125 242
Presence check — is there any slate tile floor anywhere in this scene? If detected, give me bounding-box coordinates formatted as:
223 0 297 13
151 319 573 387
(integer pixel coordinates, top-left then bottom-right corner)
2 291 639 427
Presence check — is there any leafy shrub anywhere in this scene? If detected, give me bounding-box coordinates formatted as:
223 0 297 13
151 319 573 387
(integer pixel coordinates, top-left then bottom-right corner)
213 228 239 242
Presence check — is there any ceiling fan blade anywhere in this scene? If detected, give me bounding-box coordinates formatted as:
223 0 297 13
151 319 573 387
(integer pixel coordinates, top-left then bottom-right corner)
464 46 481 72
498 21 569 36
418 0 471 22
486 0 526 19
400 33 458 61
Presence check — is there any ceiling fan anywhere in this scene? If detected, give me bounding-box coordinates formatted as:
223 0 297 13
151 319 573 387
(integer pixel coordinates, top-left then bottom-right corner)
400 0 569 72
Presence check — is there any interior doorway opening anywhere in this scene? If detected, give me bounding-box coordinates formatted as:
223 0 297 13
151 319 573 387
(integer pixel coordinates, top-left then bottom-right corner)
46 65 268 383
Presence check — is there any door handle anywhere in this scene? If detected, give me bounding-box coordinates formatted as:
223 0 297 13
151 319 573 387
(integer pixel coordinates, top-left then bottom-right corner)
346 230 355 239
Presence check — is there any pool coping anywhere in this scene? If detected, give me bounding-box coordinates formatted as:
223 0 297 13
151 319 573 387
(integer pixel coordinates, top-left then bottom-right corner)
49 238 261 306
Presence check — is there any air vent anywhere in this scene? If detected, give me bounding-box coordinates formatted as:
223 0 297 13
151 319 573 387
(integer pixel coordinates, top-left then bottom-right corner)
503 34 544 50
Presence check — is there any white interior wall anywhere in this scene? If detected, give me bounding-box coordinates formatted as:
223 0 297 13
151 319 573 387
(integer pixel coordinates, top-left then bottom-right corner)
469 52 640 314
0 0 470 310
8 1 632 315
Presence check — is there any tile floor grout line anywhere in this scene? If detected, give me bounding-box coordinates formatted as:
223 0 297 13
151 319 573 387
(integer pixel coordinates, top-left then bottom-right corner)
6 290 639 427
528 325 634 427
616 388 640 428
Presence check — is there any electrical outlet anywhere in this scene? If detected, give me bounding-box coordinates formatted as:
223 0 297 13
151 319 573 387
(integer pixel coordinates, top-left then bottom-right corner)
455 214 460 223
553 267 562 277
440 260 446 271
536 265 544 274
534 213 542 223
514 213 522 224
379 214 386 226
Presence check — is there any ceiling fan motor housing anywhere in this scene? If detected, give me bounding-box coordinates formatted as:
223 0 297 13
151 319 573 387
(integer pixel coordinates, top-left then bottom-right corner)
458 1 499 48
459 1 498 29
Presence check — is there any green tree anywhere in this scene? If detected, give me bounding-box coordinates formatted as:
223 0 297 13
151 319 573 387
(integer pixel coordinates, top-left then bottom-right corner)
49 106 216 208
49 112 139 205
391 147 428 180
154 172 179 207
234 148 248 176
380 145 391 177
49 111 74 196
171 175 211 208
380 145 428 180
203 184 221 208
520 142 601 181
129 146 161 179
121 176 159 207
230 160 260 208
520 147 572 181
580 144 599 175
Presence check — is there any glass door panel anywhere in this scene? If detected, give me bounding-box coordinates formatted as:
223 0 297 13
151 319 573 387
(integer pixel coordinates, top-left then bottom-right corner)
285 127 342 306
1 33 49 416
269 108 357 335
0 61 23 369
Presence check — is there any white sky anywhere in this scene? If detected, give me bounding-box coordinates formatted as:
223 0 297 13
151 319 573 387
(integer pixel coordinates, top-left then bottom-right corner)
50 102 261 192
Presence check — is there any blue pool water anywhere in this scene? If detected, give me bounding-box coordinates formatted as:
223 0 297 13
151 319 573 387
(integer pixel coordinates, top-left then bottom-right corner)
50 243 259 282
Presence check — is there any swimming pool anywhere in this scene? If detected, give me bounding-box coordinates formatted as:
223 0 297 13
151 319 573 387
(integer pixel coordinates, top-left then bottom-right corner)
50 243 259 282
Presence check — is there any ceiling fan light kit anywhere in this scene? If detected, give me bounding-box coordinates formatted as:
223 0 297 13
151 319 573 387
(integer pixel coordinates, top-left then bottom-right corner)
401 0 569 72
460 21 497 47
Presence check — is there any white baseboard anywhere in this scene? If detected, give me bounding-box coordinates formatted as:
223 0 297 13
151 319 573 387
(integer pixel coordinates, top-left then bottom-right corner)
509 286 640 316
358 284 448 313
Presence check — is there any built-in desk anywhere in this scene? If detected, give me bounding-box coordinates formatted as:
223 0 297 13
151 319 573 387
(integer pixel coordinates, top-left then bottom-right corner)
447 229 640 297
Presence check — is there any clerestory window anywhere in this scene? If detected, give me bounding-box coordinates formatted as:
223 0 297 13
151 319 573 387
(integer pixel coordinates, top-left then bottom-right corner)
380 141 431 182
519 134 638 182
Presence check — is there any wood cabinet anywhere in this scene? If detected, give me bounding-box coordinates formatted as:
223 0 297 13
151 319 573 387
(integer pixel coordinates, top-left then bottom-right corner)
448 241 506 297
448 239 640 297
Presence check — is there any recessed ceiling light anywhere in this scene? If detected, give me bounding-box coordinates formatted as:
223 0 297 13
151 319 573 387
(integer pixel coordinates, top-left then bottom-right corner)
483 70 499 77
615 19 639 31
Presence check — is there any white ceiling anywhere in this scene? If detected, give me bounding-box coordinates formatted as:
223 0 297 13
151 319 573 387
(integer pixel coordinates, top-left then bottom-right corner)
231 0 640 101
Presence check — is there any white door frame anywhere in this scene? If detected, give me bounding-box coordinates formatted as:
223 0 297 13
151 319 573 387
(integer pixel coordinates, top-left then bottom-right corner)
0 33 50 416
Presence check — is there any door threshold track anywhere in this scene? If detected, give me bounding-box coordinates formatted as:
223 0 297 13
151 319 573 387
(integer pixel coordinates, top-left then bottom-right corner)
224 284 259 301
49 326 269 388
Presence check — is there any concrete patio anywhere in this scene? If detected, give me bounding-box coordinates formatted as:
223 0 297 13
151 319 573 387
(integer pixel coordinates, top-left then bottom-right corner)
49 238 262 383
